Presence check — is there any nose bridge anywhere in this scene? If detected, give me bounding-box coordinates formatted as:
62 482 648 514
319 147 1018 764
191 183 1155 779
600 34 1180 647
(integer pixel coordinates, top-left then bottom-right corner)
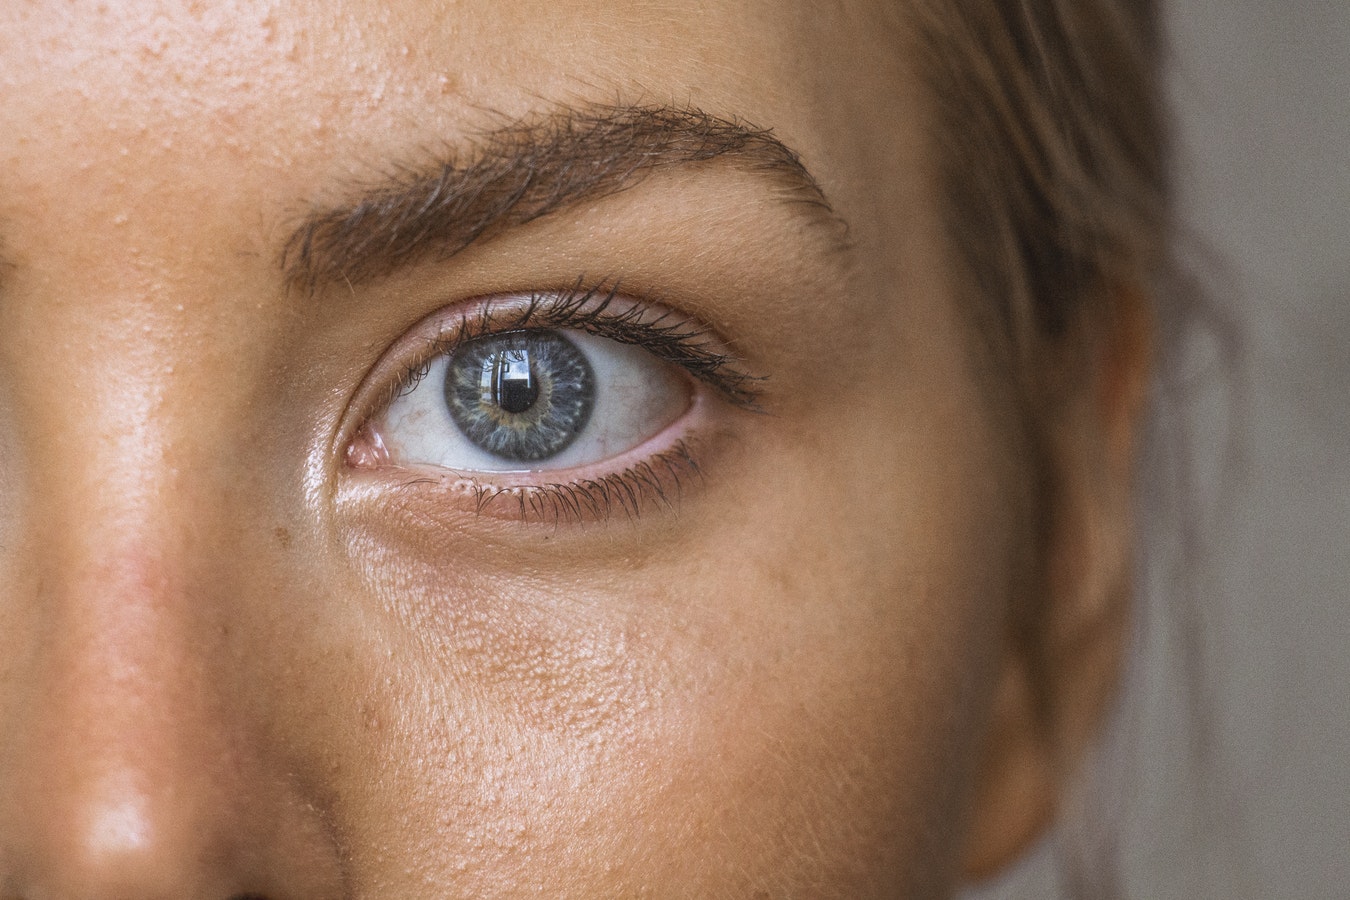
16 334 222 778
0 36 347 888
2 531 229 888
28 544 211 783
0 384 344 898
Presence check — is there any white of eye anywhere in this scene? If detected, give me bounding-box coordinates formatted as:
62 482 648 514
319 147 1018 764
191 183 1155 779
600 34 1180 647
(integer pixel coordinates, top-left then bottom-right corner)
376 329 689 474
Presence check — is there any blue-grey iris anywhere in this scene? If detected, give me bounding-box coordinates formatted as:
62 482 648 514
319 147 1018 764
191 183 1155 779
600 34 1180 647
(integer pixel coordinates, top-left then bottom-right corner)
443 330 595 462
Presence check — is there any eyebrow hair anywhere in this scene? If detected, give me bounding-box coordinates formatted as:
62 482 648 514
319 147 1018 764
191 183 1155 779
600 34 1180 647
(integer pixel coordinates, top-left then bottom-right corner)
281 104 845 293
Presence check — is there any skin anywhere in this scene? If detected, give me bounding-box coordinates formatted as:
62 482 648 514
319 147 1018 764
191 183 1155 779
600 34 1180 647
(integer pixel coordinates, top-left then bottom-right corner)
0 1 1145 897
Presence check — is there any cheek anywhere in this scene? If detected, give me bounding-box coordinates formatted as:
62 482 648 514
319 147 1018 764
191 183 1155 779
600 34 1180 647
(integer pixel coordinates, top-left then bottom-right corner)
303 372 1021 898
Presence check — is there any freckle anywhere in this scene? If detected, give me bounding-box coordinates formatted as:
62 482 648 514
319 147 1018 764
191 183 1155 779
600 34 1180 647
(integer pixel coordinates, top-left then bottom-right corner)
273 525 293 549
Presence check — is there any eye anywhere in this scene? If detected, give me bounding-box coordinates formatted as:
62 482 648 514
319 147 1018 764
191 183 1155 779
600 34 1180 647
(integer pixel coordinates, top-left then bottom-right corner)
362 327 690 474
340 287 763 522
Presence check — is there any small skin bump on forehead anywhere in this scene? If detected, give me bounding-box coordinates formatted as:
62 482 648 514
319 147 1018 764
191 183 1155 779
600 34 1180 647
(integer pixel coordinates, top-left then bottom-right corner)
0 0 916 204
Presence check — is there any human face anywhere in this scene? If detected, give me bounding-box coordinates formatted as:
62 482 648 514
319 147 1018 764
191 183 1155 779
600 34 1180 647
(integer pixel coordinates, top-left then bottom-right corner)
0 1 1033 897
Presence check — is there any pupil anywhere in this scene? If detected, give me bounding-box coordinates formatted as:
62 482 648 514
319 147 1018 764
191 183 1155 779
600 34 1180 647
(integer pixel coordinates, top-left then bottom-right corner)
486 347 539 414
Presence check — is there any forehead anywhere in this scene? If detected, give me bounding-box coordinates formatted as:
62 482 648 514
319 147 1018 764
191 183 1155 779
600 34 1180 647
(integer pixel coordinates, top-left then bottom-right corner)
0 1 909 197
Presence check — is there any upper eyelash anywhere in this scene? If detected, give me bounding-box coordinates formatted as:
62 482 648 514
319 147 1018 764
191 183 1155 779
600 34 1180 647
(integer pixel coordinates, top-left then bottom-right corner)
385 280 765 413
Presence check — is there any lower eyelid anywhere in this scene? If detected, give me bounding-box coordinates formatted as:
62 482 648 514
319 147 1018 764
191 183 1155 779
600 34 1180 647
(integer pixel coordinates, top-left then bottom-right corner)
459 439 705 524
339 391 726 526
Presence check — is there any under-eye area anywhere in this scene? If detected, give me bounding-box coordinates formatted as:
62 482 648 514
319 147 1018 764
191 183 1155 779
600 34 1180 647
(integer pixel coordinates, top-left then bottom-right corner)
341 283 761 524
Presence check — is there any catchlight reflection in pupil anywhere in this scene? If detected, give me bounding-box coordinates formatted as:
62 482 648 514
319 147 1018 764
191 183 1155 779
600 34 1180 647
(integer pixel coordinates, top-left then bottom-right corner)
444 330 596 462
487 348 539 414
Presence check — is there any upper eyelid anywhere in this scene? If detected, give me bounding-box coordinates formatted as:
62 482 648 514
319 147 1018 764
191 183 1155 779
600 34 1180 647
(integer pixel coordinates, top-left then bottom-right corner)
378 284 764 413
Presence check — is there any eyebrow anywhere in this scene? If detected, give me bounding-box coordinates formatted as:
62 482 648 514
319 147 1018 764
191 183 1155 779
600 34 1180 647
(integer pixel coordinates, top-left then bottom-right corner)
281 104 845 293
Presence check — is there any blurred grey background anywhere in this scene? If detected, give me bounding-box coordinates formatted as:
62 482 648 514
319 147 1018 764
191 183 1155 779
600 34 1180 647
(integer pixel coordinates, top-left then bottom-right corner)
968 1 1350 898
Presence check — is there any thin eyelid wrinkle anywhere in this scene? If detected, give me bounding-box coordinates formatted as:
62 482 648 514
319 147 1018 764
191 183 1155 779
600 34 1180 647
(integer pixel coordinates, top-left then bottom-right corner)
280 104 848 295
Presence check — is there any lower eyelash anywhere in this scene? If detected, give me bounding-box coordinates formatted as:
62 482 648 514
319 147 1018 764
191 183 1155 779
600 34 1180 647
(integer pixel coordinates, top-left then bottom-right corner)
464 440 702 525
